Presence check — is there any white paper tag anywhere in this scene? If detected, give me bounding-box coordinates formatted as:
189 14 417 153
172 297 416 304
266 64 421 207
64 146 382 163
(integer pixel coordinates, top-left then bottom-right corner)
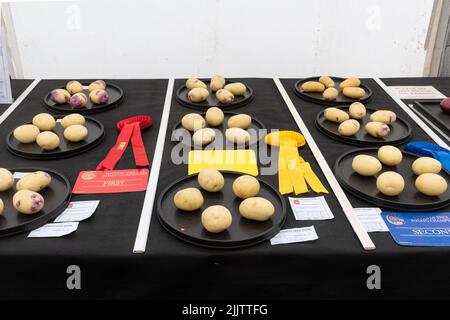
28 222 79 238
56 118 62 123
288 196 334 220
54 200 100 223
389 86 446 100
270 226 318 245
13 172 29 179
354 207 388 232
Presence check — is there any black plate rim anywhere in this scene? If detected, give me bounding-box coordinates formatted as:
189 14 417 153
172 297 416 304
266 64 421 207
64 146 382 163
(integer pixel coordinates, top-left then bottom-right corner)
334 147 450 211
171 111 267 150
414 100 450 136
6 116 105 160
176 79 254 110
294 76 373 106
157 171 287 249
315 106 412 146
43 81 124 115
0 167 72 237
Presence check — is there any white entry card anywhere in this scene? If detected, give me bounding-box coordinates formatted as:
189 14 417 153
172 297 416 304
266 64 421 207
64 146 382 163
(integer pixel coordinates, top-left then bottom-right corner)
389 86 445 100
288 196 334 220
354 207 388 232
54 200 100 223
28 222 79 238
270 226 318 245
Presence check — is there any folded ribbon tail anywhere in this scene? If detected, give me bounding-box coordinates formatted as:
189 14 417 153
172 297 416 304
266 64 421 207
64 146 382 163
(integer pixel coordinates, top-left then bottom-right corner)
131 122 150 167
299 161 329 194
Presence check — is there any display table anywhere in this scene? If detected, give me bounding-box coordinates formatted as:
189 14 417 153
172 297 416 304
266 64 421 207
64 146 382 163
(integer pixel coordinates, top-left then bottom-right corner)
0 79 34 109
0 77 448 299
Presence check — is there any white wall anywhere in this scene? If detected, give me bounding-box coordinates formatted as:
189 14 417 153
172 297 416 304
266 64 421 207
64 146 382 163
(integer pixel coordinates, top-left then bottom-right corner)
9 0 433 79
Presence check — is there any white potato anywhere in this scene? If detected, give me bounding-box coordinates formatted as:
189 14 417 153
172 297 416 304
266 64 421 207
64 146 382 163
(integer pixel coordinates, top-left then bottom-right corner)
198 169 224 192
352 155 382 176
239 197 275 221
173 187 204 211
201 205 232 233
232 175 260 199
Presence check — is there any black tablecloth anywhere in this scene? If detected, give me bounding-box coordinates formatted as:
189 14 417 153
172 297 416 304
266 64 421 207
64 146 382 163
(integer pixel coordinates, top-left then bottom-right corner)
0 79 167 299
0 79 34 109
1 78 450 300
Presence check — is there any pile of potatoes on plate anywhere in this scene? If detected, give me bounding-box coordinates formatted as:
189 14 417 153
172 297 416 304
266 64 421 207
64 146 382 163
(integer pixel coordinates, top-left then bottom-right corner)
173 169 275 233
181 107 253 146
301 76 366 100
324 103 397 138
352 146 448 197
50 80 109 108
13 113 88 150
0 169 51 215
186 76 247 104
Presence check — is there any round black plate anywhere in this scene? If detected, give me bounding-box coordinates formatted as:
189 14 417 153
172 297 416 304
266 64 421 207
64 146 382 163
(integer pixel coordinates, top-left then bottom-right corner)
7 116 105 159
44 82 123 114
294 77 373 106
171 112 266 150
316 106 412 146
0 167 72 237
157 172 286 249
176 80 253 110
335 148 450 211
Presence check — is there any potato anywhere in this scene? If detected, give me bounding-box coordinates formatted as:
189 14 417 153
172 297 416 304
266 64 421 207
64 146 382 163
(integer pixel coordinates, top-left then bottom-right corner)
186 78 207 90
36 131 60 150
13 124 40 143
377 146 402 166
323 88 338 101
324 107 350 123
365 122 390 138
415 173 447 196
205 107 224 126
0 168 14 191
13 190 44 214
338 119 360 136
201 205 232 233
64 125 88 142
181 113 205 132
32 113 56 131
227 114 252 129
198 169 224 192
49 89 71 104
239 197 275 221
210 75 225 92
0 198 3 215
61 114 85 129
224 82 246 96
319 76 335 88
369 110 397 124
66 80 83 95
343 87 366 99
88 80 106 92
352 155 382 176
301 81 325 93
376 171 405 196
216 89 234 104
16 171 51 192
173 187 204 211
225 128 250 145
192 128 216 146
89 89 109 104
412 157 442 175
339 77 361 89
188 87 209 103
232 175 260 199
349 102 366 119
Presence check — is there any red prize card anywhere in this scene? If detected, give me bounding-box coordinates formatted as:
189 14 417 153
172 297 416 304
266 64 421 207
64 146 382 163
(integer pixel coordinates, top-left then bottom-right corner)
72 169 149 194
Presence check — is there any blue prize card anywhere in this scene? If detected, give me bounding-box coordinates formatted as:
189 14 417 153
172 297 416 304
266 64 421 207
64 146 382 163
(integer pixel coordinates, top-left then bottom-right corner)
381 212 450 246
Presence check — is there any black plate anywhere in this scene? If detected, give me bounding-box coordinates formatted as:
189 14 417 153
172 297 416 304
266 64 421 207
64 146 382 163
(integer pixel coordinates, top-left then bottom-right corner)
44 82 123 114
157 172 286 249
415 100 450 136
7 116 105 159
176 80 253 110
316 106 412 146
335 148 450 211
294 77 373 106
171 112 266 150
0 167 71 237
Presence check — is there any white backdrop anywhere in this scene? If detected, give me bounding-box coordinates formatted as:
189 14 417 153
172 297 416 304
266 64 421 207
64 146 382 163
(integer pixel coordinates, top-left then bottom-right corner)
9 0 433 79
